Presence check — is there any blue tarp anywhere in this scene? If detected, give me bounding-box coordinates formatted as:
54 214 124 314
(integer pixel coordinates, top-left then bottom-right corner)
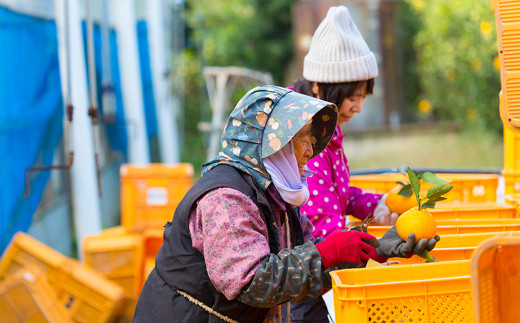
80 20 158 157
81 22 128 156
0 6 63 252
137 20 158 141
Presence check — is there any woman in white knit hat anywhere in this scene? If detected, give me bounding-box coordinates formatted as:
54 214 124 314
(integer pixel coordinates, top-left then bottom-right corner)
288 6 440 322
296 6 396 239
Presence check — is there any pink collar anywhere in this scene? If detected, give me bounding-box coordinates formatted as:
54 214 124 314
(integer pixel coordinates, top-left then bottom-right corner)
328 126 345 149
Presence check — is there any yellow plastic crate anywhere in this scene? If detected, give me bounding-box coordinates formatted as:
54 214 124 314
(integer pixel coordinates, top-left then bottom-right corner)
491 0 520 134
0 267 70 323
83 232 144 322
331 260 474 322
503 169 520 194
503 127 520 170
471 231 520 323
345 203 517 231
349 173 409 194
350 173 499 203
120 163 194 232
141 228 163 286
83 228 164 321
83 233 143 298
100 225 131 236
505 192 520 214
0 232 126 323
390 232 505 265
349 218 520 237
430 202 516 220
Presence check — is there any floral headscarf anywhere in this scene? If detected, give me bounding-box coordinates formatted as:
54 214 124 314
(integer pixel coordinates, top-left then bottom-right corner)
201 85 337 190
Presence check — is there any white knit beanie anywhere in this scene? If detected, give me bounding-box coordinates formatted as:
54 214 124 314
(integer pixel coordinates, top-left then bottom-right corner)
303 6 378 83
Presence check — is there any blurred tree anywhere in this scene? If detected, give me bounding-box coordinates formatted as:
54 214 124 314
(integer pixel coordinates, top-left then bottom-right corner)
186 0 295 85
396 0 422 124
177 0 296 169
403 0 502 134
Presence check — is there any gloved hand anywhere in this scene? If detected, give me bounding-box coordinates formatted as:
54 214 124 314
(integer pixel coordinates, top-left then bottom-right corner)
315 230 380 270
372 194 399 225
375 226 440 259
321 262 365 290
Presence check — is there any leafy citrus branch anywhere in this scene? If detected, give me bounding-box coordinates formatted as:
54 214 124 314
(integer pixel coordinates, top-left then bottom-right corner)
396 168 453 209
404 166 454 263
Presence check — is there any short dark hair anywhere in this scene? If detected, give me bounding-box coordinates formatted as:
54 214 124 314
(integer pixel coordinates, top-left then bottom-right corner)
293 78 374 108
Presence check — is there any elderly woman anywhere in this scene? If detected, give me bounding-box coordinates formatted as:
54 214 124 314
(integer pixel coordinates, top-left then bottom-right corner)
134 86 433 323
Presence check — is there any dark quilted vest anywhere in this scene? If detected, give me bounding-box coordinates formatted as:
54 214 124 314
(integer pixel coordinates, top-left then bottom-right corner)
149 165 303 322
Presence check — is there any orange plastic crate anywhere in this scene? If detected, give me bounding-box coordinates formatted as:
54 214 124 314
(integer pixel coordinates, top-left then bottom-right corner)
100 225 131 236
430 202 516 220
331 260 473 322
142 229 163 286
345 203 517 231
0 267 70 322
491 0 520 134
0 232 126 323
471 231 520 323
120 163 194 232
504 127 520 170
83 232 144 322
83 228 164 321
350 173 499 203
390 232 505 265
505 192 520 213
503 169 520 194
350 217 520 237
83 233 143 298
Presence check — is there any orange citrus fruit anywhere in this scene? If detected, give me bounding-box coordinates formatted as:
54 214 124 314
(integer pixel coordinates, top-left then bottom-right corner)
396 208 437 241
385 185 418 214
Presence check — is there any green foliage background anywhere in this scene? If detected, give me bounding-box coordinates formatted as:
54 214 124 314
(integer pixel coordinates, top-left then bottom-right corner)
176 0 504 170
177 0 296 169
400 0 502 134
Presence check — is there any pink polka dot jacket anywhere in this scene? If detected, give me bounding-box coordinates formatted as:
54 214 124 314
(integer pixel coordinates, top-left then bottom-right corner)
301 126 383 240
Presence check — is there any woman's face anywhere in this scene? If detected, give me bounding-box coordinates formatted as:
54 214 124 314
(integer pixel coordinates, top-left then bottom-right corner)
313 82 368 126
292 121 314 176
336 88 367 126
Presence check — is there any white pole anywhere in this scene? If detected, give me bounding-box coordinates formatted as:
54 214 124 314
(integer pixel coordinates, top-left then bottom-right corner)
54 0 102 256
147 0 180 163
111 0 150 164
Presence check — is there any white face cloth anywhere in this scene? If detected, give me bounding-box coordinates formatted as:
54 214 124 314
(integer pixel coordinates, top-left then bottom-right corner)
262 141 315 207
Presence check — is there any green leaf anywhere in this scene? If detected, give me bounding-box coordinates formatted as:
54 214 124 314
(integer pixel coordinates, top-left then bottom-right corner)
421 196 447 209
426 196 447 204
395 181 408 186
420 200 437 209
426 184 454 200
407 167 421 206
421 172 451 185
398 184 413 197
418 250 437 263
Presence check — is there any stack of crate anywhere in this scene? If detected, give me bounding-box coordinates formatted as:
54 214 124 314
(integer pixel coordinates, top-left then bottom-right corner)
82 163 194 321
120 163 195 232
83 228 163 321
335 171 520 322
0 232 126 323
349 171 520 258
334 0 520 318
503 129 520 214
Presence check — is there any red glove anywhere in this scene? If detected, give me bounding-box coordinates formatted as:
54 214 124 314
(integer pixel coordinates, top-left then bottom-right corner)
315 230 379 270
368 247 389 263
